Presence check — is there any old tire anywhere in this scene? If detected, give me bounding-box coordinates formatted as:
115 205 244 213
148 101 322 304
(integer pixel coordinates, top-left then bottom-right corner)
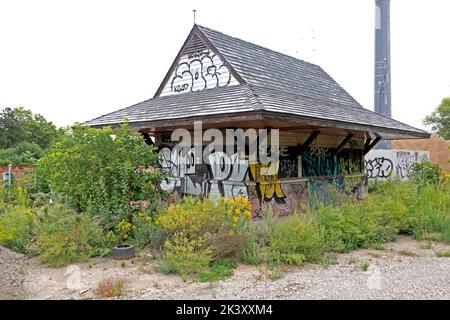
112 244 135 260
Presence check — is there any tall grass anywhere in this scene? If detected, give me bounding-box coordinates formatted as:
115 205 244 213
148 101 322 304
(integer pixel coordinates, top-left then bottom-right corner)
265 180 450 267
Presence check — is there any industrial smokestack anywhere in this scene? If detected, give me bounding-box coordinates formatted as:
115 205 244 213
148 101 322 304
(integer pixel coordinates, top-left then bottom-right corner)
374 0 391 149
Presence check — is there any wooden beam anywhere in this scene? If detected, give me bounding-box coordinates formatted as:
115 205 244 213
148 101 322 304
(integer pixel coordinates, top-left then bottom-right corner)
364 137 372 151
333 133 354 155
363 136 382 155
299 130 320 152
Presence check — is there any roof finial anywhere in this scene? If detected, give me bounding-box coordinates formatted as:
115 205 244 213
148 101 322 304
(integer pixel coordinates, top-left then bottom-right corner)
193 9 197 25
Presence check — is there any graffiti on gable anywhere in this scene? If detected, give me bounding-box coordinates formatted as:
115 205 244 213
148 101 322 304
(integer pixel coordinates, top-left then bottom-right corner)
160 50 238 96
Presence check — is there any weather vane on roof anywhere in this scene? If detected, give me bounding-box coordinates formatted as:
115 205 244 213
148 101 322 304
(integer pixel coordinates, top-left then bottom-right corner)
193 9 197 24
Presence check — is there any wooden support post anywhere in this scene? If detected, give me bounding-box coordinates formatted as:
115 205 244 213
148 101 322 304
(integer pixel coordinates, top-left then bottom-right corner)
300 130 320 152
363 136 381 155
333 133 354 156
140 131 154 146
364 137 372 151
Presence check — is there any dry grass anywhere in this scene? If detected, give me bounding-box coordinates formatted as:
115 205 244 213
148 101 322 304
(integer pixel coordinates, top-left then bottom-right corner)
435 251 450 258
95 278 125 298
397 250 419 257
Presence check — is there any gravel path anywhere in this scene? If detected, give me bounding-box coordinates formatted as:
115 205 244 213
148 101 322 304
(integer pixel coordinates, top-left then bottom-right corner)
0 246 28 299
1 236 449 300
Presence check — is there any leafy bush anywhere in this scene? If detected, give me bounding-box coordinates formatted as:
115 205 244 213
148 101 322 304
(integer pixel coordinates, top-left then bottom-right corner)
409 161 442 186
34 203 112 266
114 207 165 251
157 196 252 277
238 223 265 265
35 123 164 229
196 259 237 282
163 233 212 279
0 206 37 254
269 215 326 265
0 142 44 166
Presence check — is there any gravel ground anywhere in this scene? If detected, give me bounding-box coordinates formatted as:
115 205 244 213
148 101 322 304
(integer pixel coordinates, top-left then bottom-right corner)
1 235 449 300
0 246 28 299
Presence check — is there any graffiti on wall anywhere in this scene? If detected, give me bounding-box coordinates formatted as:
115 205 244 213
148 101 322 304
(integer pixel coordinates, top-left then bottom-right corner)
159 147 249 201
159 143 367 215
208 152 249 202
364 149 429 180
302 147 363 177
302 147 337 177
365 157 393 178
249 163 285 203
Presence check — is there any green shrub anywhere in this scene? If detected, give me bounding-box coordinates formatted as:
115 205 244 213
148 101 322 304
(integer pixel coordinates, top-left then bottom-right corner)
35 123 164 229
196 259 237 282
409 183 450 241
157 196 251 259
238 223 265 265
113 203 166 251
0 206 37 254
163 233 212 279
269 215 326 265
34 203 111 266
410 161 442 186
0 142 45 166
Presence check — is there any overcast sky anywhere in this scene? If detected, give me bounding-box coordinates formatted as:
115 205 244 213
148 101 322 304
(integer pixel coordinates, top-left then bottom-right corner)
1 0 449 130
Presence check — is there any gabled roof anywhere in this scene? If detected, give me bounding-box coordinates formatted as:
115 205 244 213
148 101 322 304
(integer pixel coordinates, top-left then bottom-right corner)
85 24 429 139
195 25 362 109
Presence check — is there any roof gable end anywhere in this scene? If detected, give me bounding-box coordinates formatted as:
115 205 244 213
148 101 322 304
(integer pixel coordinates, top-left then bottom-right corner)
154 25 243 98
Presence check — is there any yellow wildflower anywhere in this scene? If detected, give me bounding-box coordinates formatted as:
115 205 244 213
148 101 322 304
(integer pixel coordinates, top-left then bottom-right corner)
234 208 241 215
232 216 239 223
245 210 252 218
146 216 152 223
227 230 235 237
122 234 128 239
227 209 233 215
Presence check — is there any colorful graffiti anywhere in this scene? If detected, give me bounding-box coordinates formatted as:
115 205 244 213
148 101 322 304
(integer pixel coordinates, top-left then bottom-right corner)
302 147 337 177
159 143 367 215
249 163 285 202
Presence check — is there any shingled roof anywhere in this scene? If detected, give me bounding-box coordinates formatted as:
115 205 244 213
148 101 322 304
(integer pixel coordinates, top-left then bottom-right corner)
85 24 429 139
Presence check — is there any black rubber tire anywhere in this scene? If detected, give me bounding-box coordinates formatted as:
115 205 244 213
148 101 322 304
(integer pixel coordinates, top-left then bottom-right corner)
112 244 135 260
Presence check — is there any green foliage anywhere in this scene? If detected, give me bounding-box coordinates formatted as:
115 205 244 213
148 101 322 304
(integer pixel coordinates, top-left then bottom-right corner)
0 142 45 166
157 196 252 277
34 203 112 267
409 161 442 187
238 223 265 265
157 197 251 260
423 97 450 140
0 107 60 150
0 206 37 254
35 123 163 228
196 259 237 282
361 260 370 271
163 233 212 279
269 215 326 265
114 206 165 251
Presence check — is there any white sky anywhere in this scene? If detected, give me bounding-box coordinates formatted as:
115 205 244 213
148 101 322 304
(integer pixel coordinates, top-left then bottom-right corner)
1 0 449 130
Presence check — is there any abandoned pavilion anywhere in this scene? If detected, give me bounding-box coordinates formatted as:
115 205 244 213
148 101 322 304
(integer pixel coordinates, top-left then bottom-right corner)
85 25 430 217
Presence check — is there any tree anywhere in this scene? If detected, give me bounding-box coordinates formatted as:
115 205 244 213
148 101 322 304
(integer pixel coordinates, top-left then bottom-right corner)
35 123 164 228
423 97 450 140
0 107 59 149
